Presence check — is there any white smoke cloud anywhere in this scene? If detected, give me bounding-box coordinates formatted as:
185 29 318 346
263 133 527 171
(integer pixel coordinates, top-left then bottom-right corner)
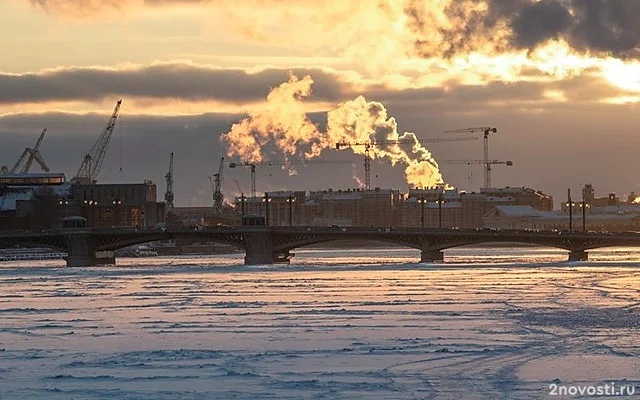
221 73 445 188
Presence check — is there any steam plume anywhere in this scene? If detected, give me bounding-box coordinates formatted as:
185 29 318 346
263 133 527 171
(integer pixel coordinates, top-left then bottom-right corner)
221 74 444 189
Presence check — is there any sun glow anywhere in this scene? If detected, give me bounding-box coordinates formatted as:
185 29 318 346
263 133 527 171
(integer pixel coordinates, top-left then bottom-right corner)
602 59 640 93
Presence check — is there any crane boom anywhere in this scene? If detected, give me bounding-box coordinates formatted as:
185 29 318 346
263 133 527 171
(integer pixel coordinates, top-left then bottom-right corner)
229 159 353 198
336 136 478 190
444 127 498 188
440 160 513 165
440 159 513 188
74 100 122 184
164 152 174 213
9 128 50 174
32 128 47 151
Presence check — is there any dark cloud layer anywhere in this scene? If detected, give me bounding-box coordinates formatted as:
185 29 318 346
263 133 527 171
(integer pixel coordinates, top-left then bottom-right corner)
0 64 349 105
410 0 640 59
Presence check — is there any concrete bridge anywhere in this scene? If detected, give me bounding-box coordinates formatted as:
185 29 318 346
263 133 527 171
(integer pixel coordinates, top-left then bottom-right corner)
2 226 640 267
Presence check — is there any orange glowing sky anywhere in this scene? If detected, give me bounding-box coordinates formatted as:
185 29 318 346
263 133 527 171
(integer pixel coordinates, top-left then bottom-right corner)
1 0 640 205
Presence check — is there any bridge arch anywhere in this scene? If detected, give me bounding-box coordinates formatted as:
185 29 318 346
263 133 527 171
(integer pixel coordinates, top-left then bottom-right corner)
94 231 247 252
272 233 424 254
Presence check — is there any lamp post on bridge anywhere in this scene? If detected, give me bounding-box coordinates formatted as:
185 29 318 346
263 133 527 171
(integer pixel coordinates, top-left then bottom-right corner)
566 189 575 233
263 193 272 226
579 200 590 232
286 194 295 227
58 198 69 220
436 194 445 229
84 199 99 227
240 193 246 218
112 199 122 227
417 197 426 229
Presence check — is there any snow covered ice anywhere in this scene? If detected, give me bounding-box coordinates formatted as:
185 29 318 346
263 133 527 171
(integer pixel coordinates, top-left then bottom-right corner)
1 246 639 399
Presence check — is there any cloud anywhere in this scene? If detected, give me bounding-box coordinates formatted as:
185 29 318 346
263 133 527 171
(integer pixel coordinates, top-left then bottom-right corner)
24 0 640 87
412 0 640 59
0 63 351 107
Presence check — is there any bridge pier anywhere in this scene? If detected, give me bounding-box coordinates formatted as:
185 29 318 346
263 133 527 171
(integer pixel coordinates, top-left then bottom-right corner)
65 251 116 267
244 229 291 265
64 233 116 267
567 249 588 261
421 249 444 263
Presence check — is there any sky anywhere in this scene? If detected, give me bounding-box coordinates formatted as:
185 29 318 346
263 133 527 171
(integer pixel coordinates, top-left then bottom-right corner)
1 0 639 207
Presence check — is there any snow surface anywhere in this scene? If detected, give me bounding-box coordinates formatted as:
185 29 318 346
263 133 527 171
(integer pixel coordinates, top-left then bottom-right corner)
1 247 640 399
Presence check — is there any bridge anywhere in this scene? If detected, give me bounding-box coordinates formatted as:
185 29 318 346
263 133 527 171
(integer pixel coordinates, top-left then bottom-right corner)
2 227 640 267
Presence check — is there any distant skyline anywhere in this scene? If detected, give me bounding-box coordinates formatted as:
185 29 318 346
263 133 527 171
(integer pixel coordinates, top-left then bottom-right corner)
1 0 639 206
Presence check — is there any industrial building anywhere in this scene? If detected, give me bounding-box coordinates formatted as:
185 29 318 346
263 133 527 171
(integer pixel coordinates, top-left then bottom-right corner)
0 100 165 230
298 188 403 227
237 191 306 226
401 186 553 229
69 181 164 228
486 184 640 232
0 177 165 229
231 186 554 229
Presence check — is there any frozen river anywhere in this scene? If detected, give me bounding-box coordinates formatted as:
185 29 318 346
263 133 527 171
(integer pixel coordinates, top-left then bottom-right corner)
1 246 639 399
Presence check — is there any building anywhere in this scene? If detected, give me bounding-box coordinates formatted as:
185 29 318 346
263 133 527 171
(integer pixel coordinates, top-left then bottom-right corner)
302 188 403 227
239 191 306 226
236 188 403 227
562 184 621 213
484 204 640 232
480 187 553 210
483 206 563 230
459 193 506 228
227 186 553 229
0 174 70 229
69 181 164 228
0 187 37 229
402 187 462 228
0 176 165 229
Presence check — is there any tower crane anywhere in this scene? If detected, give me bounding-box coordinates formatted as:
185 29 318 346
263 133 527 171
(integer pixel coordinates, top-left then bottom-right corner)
439 159 513 188
229 159 353 198
444 127 497 188
335 136 478 190
164 152 174 214
212 157 224 214
1 128 50 174
73 100 122 184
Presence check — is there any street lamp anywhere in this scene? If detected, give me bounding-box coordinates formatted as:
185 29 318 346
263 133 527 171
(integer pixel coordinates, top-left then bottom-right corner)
286 194 295 227
417 197 426 229
58 198 69 219
112 199 122 227
566 189 575 233
239 193 246 218
435 194 445 229
579 201 590 232
263 193 272 226
84 199 98 227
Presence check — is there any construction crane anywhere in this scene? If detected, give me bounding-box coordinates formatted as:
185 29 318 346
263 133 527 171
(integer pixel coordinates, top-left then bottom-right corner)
444 127 497 188
229 159 353 198
335 136 478 190
440 159 513 188
212 157 224 214
1 128 50 174
73 100 122 184
164 152 174 213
